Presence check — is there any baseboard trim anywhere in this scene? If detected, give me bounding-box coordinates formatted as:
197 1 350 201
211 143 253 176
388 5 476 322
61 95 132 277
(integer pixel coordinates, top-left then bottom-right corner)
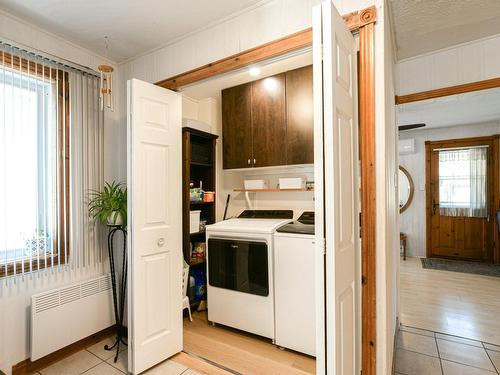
12 326 119 375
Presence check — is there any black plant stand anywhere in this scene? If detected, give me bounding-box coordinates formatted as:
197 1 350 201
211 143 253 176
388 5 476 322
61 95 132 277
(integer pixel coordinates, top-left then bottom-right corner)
105 225 127 363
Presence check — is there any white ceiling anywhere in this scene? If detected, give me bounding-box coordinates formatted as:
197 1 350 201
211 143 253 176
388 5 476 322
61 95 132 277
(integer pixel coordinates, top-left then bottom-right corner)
0 0 264 62
398 88 500 130
388 0 500 60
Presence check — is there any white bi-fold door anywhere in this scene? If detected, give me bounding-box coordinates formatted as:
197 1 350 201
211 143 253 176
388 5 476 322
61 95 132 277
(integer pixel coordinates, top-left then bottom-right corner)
127 78 183 374
313 1 360 375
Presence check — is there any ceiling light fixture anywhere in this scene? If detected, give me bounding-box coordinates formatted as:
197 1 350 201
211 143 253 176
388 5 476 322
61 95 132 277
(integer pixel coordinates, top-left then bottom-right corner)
249 66 261 76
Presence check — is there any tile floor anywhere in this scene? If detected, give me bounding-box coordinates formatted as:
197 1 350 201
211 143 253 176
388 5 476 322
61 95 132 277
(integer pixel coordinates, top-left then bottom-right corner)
395 325 500 375
36 337 200 375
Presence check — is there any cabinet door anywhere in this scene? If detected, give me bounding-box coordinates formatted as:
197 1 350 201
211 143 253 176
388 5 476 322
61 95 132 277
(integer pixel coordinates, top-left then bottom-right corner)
286 65 314 165
222 83 253 169
251 73 287 167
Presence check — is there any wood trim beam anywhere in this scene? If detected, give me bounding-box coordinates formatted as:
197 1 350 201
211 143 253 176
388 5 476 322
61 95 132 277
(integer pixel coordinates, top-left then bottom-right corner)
156 6 376 90
359 21 377 375
395 77 500 105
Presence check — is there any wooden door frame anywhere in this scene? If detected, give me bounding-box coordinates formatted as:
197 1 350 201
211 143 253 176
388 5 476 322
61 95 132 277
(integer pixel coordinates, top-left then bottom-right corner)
156 6 377 374
425 135 500 262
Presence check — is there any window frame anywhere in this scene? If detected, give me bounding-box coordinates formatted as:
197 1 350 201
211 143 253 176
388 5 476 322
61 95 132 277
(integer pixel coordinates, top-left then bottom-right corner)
0 51 70 278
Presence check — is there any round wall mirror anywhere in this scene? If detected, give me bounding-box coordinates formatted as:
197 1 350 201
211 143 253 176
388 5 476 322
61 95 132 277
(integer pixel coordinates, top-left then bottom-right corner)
399 166 414 213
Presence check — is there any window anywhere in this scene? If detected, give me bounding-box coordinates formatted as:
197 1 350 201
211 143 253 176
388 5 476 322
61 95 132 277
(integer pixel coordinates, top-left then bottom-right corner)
438 147 488 217
0 51 70 277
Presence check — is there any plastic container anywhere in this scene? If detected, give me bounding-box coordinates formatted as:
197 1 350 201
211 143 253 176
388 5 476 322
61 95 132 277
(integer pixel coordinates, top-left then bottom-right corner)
279 177 305 189
190 210 201 233
244 179 268 190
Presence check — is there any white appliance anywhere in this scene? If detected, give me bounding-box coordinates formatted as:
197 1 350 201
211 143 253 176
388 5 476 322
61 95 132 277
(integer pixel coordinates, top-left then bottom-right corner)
274 212 316 356
206 210 293 339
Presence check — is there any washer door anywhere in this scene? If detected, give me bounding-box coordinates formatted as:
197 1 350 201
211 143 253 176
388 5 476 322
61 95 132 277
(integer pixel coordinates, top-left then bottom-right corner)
207 238 269 296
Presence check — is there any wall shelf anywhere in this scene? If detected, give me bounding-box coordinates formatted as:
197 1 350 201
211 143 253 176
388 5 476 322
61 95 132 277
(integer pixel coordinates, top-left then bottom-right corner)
233 188 314 193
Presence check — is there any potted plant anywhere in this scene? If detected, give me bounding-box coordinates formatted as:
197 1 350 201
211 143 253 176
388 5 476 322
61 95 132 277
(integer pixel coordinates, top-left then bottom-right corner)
89 181 127 227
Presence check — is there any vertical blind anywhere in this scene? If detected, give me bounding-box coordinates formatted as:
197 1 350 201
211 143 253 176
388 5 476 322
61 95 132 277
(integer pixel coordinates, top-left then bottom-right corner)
438 146 488 218
0 42 105 282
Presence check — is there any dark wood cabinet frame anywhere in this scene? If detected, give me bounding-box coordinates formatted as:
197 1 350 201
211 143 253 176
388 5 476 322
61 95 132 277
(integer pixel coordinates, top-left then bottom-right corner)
156 6 377 374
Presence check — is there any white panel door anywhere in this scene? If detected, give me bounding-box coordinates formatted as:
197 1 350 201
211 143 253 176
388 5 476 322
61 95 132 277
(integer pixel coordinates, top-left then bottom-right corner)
127 78 182 375
313 2 359 375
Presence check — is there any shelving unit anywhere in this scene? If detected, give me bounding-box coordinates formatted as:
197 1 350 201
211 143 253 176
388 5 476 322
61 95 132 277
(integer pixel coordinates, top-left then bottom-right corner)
182 127 218 264
234 188 313 193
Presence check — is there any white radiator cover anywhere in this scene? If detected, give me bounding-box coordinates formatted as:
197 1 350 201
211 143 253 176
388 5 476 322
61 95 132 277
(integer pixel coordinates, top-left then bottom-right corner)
31 274 114 360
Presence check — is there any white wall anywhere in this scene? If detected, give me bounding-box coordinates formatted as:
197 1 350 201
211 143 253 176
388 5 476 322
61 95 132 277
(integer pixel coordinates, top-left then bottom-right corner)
396 33 500 95
0 10 122 374
375 1 398 373
399 121 500 258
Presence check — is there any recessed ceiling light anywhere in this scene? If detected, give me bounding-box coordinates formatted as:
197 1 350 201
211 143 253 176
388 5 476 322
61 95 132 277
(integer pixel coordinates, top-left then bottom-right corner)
249 67 261 76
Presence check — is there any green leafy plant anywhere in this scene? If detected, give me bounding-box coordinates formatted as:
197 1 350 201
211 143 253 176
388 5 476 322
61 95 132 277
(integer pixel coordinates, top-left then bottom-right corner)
88 181 127 226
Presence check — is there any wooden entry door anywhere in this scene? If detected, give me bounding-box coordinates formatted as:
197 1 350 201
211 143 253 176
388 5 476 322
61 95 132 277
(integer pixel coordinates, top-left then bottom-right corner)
426 136 497 261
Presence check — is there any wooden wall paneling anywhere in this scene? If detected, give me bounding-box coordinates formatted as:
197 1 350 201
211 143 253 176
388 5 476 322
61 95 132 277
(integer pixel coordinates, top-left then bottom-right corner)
395 77 500 105
251 72 287 167
359 20 376 375
285 65 314 165
221 83 253 169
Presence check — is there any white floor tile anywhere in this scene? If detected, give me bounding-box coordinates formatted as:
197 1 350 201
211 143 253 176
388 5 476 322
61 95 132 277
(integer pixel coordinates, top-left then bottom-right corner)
39 350 102 375
397 331 439 357
436 333 483 348
86 338 127 361
106 350 127 373
400 325 435 338
437 339 495 372
144 360 188 374
82 362 124 375
442 360 496 375
395 349 442 375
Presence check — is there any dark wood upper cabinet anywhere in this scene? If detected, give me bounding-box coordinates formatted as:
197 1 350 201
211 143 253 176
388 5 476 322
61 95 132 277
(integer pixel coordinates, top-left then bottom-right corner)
251 73 287 167
286 65 314 165
221 65 313 169
222 83 253 169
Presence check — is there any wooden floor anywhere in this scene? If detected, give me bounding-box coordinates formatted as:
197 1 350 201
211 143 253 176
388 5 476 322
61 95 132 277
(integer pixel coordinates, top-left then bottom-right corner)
400 257 500 345
183 310 316 375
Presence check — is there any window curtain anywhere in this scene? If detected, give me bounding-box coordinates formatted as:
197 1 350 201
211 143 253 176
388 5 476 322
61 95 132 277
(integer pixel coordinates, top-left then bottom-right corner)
0 41 104 281
438 147 488 218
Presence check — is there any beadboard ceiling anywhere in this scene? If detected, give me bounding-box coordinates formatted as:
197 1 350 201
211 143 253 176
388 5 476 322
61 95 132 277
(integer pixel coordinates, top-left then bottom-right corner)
389 0 500 60
0 0 264 62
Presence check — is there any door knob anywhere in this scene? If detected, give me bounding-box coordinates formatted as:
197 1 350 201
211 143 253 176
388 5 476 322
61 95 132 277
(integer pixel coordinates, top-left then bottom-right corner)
157 238 165 247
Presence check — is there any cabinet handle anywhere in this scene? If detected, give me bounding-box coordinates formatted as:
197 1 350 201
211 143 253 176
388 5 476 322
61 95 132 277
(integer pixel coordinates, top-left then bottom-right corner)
253 159 256 165
247 159 251 165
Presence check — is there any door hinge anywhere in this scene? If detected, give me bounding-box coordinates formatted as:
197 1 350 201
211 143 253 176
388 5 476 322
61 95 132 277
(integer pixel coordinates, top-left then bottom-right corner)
322 239 326 255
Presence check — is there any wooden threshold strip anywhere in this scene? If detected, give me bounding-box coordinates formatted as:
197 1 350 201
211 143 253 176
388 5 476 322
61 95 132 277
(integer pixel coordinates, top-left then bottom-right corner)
156 6 376 91
395 77 500 105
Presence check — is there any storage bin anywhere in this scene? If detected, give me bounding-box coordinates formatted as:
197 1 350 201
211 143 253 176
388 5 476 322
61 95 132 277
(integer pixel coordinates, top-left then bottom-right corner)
190 210 201 233
244 179 268 190
279 177 305 189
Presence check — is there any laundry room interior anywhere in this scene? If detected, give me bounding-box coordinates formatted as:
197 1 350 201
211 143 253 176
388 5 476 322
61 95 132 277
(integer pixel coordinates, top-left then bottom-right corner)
177 48 317 374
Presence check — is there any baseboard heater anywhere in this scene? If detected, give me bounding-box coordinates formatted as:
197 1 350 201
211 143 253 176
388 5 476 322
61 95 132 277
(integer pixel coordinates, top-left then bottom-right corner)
31 274 114 361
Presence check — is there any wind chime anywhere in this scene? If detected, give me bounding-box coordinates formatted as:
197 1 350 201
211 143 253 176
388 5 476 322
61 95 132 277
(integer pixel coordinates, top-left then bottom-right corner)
98 36 114 111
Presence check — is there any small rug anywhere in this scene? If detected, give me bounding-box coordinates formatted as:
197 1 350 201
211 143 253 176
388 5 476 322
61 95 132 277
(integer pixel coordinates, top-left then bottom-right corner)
421 257 500 277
